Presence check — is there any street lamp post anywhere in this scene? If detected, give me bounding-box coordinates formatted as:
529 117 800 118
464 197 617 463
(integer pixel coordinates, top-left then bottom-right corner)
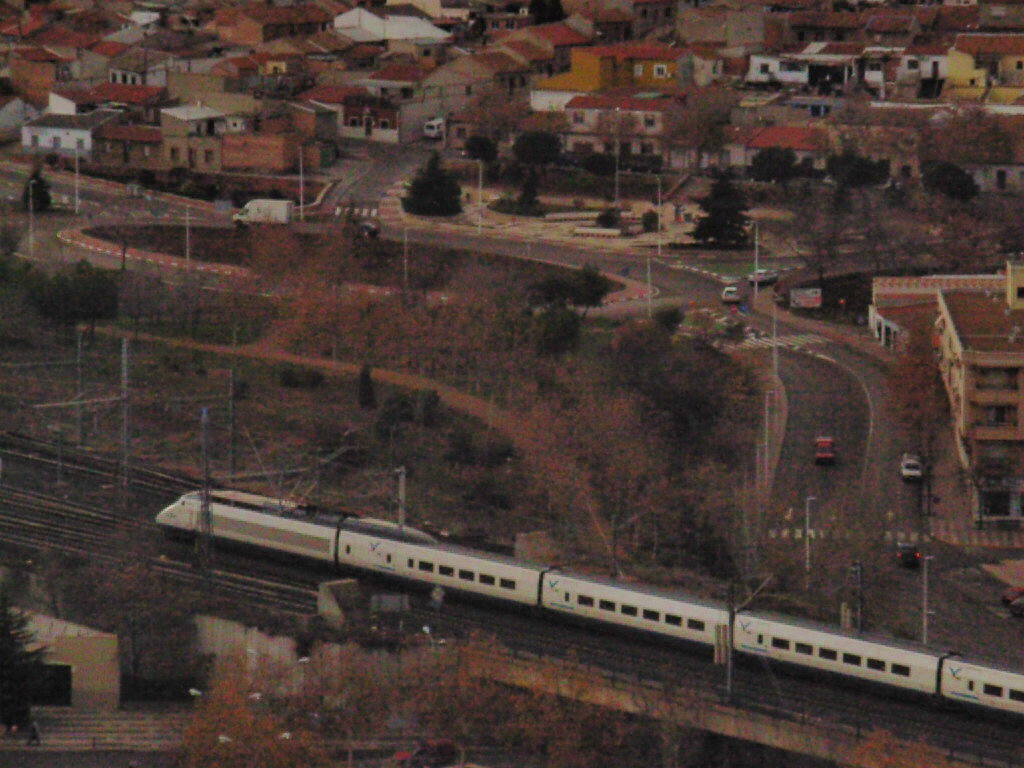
804 496 816 590
922 555 935 644
851 560 864 632
613 107 621 210
477 159 483 236
753 220 760 300
27 178 37 262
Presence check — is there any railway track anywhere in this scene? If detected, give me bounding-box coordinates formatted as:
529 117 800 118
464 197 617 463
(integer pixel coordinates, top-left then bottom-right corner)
0 482 316 615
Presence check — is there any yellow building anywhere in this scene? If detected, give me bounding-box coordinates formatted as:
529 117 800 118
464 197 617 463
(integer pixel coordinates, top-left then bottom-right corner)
936 262 1024 524
533 43 682 94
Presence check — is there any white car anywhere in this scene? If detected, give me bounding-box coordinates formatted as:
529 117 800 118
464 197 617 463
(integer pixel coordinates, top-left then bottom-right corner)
900 453 923 481
747 268 779 285
721 285 742 304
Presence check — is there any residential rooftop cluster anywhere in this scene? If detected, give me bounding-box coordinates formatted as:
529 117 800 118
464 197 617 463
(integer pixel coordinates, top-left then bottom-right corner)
4 0 1024 185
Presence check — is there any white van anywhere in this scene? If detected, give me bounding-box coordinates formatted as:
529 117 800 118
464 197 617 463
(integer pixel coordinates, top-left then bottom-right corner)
423 118 445 140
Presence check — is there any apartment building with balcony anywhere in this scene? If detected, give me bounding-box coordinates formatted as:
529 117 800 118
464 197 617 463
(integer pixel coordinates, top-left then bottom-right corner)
936 262 1024 525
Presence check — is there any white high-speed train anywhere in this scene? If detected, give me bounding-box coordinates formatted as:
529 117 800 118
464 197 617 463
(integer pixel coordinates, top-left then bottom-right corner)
156 490 1024 719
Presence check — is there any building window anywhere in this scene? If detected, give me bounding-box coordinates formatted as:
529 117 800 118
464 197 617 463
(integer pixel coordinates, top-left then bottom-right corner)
170 147 179 162
465 85 473 95
654 64 668 78
380 119 390 129
52 137 61 149
643 114 656 128
349 117 360 126
76 138 84 150
573 111 584 124
907 59 919 70
204 150 213 163
760 63 770 74
1018 60 1023 70
143 145 151 157
634 63 644 77
640 142 654 154
31 135 39 147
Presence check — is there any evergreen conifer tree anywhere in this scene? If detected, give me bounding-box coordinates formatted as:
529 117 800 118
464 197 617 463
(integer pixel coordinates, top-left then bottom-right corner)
692 171 749 248
402 152 462 216
0 588 45 729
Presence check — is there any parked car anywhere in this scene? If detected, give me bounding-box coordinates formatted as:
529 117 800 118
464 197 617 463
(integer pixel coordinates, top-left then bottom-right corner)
814 436 836 464
896 541 921 568
747 268 779 286
721 285 742 304
900 453 924 481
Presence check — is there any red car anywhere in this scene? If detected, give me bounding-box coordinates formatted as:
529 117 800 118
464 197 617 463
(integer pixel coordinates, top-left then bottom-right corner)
814 436 836 465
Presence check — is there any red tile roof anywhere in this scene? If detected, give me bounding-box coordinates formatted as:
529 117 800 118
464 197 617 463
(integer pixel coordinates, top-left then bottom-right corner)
0 15 46 37
368 63 427 82
472 50 528 73
97 124 163 143
32 26 98 49
566 92 678 111
297 84 369 103
17 47 72 62
92 83 166 104
587 43 681 60
787 11 862 29
955 34 1024 56
935 6 978 32
502 39 552 62
90 40 130 58
905 42 950 55
746 125 827 152
529 22 590 47
863 14 914 33
239 3 333 25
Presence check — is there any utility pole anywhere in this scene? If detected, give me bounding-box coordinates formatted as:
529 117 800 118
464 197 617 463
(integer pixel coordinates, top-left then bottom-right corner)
75 330 83 444
477 159 483 236
199 407 214 595
753 220 759 299
922 555 934 644
299 147 305 222
74 148 80 215
851 560 864 633
395 466 406 529
227 369 236 479
804 496 816 590
648 175 659 319
120 338 130 488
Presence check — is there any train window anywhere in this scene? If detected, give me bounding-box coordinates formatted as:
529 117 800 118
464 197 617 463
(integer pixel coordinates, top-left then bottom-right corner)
665 615 682 626
891 664 910 677
968 681 974 691
795 643 812 655
408 559 414 568
345 545 351 555
418 561 434 573
386 554 392 564
500 578 515 589
984 684 1004 697
578 595 594 607
439 566 454 576
867 659 885 672
1009 690 1024 702
687 619 705 631
771 638 790 650
459 570 474 581
621 605 638 617
842 653 862 666
599 600 615 611
479 575 496 586
643 609 659 621
565 592 571 601
757 635 764 644
819 648 837 661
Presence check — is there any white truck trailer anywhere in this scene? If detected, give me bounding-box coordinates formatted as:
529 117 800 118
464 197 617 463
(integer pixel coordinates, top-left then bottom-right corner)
233 199 295 225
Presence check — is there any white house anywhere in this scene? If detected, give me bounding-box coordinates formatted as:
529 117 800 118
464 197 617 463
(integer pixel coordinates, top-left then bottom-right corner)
334 8 450 43
21 110 120 159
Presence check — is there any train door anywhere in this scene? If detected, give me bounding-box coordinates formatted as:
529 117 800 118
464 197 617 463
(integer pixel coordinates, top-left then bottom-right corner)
942 662 978 704
733 618 768 655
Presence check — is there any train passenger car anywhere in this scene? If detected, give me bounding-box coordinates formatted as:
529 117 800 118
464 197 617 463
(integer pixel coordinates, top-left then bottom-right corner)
540 571 727 649
156 490 337 564
734 612 942 695
336 532 545 607
940 656 1024 717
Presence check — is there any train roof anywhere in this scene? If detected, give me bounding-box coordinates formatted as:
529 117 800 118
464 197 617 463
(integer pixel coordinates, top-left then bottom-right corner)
395 538 550 573
738 607 947 659
341 517 438 545
551 569 729 611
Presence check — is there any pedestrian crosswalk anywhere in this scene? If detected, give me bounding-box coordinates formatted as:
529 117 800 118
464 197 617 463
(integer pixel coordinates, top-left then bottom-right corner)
336 205 379 219
767 528 932 543
728 333 829 351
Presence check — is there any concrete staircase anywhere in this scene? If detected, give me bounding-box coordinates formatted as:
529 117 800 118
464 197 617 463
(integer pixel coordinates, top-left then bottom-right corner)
0 708 187 752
